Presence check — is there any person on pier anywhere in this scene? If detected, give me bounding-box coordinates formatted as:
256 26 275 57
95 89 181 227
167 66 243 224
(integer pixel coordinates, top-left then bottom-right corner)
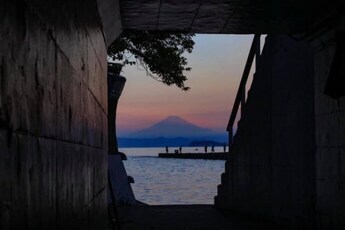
166 146 169 153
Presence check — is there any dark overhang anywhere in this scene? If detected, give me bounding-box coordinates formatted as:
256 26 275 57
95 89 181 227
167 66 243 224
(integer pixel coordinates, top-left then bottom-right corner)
120 0 341 34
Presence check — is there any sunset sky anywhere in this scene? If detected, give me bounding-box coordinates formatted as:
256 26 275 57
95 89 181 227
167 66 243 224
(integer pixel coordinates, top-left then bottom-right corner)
116 34 256 136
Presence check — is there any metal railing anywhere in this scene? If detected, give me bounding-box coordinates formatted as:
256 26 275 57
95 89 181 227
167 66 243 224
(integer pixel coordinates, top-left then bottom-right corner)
226 34 261 150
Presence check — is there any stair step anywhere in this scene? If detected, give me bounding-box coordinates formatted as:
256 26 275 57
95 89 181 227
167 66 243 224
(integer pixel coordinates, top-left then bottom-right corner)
225 160 232 169
214 196 228 208
217 184 229 198
221 172 229 185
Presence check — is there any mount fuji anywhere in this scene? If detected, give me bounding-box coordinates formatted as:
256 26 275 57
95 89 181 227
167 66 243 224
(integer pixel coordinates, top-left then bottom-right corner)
128 115 214 138
118 116 227 147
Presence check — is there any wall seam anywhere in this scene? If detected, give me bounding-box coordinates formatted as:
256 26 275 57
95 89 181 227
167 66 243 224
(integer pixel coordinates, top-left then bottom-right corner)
0 128 104 150
24 4 107 115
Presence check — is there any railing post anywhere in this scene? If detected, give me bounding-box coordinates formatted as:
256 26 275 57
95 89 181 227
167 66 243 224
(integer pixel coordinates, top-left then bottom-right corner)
255 35 260 72
240 84 246 116
228 127 233 153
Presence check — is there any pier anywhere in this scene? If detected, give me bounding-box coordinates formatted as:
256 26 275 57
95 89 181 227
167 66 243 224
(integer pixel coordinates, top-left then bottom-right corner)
158 152 228 160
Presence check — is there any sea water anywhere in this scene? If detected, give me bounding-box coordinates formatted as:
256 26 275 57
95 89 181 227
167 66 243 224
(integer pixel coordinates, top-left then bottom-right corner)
120 147 225 205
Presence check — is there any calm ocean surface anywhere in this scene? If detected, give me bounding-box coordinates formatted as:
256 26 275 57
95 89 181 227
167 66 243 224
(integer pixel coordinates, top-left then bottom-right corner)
120 147 225 205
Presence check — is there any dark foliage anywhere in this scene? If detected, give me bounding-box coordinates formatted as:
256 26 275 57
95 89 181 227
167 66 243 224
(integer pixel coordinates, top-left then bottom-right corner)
108 30 195 91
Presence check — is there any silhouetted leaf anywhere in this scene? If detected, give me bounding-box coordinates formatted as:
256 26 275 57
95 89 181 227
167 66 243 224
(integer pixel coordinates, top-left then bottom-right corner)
108 31 195 91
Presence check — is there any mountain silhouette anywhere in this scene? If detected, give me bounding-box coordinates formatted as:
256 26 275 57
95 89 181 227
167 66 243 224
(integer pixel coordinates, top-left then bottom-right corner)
128 115 213 138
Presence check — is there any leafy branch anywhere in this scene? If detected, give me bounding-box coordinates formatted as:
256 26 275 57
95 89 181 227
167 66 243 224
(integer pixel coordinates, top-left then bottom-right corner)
108 31 195 91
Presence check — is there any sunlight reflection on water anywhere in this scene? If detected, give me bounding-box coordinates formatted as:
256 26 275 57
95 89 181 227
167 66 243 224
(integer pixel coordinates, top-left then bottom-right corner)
121 147 225 205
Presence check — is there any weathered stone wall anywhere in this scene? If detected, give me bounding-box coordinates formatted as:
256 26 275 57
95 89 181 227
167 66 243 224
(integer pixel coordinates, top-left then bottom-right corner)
270 36 316 227
0 1 110 229
312 31 345 229
216 35 316 228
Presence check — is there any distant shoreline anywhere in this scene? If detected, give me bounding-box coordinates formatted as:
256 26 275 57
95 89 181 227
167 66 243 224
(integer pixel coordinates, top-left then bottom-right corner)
158 152 228 160
118 137 227 148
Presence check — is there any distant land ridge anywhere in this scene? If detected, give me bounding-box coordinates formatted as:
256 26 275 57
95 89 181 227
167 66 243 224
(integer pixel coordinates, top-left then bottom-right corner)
118 137 227 148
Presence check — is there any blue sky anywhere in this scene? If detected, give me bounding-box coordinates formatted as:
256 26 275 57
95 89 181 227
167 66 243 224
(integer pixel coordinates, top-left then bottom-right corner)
116 34 256 136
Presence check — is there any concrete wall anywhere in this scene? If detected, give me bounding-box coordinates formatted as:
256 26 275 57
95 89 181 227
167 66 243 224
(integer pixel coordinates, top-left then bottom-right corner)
216 35 316 228
312 31 345 229
0 0 116 229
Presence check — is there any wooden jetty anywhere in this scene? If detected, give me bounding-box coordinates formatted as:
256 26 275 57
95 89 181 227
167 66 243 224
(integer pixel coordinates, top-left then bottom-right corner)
158 152 228 160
